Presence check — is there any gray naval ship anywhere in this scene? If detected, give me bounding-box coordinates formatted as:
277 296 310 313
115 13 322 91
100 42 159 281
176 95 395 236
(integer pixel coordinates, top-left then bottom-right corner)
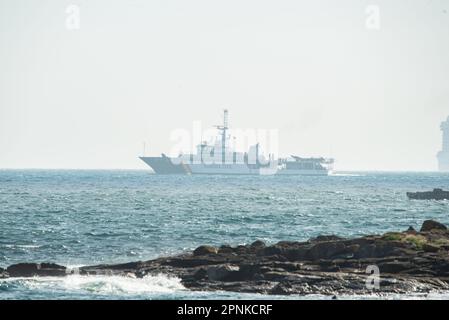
140 110 334 175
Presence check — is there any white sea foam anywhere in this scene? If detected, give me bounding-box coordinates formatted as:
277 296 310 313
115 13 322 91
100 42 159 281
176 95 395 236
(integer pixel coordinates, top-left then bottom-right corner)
2 276 449 299
330 173 365 177
1 244 41 249
3 274 185 296
61 274 185 294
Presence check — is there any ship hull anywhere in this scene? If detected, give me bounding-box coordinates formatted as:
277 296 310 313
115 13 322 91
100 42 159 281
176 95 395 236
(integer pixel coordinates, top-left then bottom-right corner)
187 163 260 175
139 157 188 174
275 169 329 176
140 157 330 175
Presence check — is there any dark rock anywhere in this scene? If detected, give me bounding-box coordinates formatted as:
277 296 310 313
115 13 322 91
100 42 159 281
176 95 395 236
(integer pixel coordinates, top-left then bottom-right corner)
193 245 218 256
422 243 440 253
6 263 66 277
250 240 266 249
283 248 309 261
351 243 374 259
163 257 225 268
345 244 360 256
430 259 449 275
307 241 349 260
193 268 207 280
406 226 417 234
300 264 321 271
263 271 292 281
352 239 407 259
310 235 345 242
407 189 449 200
378 261 413 273
322 264 341 272
206 264 240 281
238 264 261 280
218 245 233 254
234 245 249 254
261 245 282 256
261 241 310 261
420 220 447 232
270 282 294 295
81 261 144 273
270 262 301 272
372 242 402 256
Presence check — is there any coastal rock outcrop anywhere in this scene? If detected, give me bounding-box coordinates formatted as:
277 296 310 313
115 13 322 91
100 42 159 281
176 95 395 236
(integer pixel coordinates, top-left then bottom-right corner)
407 188 449 200
6 263 66 277
420 220 447 232
3 220 449 296
193 245 218 256
206 264 240 281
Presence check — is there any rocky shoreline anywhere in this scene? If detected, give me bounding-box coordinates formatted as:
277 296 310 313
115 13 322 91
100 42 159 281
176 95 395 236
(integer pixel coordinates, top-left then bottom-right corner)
2 220 449 296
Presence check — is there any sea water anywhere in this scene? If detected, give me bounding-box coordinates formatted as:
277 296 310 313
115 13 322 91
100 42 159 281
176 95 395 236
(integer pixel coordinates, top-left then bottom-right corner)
1 170 449 299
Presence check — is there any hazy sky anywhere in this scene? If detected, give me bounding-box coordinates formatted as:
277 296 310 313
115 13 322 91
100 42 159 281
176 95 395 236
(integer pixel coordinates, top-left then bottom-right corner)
1 0 448 171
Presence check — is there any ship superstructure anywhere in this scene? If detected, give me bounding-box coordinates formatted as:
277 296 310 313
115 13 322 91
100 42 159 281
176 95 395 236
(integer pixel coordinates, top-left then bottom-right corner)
140 110 333 175
437 116 449 172
276 156 333 176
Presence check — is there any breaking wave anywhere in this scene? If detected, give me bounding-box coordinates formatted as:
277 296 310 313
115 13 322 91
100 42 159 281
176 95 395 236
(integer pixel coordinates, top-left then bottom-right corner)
2 275 449 299
1 274 185 297
60 274 185 294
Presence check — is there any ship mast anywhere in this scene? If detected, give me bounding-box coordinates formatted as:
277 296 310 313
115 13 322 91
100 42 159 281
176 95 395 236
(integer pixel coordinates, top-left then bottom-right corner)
215 109 228 164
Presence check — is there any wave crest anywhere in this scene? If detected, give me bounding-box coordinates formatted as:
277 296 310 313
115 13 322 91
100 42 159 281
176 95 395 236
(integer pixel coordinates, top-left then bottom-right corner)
2 274 185 296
